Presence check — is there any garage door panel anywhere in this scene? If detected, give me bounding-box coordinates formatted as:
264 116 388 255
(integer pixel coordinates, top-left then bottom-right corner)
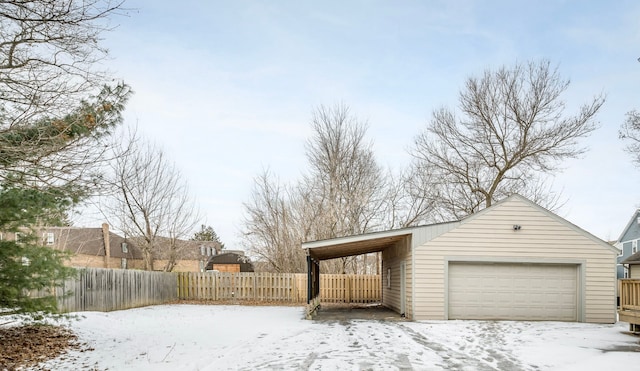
448 263 577 321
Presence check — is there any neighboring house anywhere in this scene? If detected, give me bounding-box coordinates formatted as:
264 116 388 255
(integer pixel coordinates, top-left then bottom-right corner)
303 194 617 324
205 251 254 272
152 237 222 272
620 251 640 278
36 224 144 269
614 209 640 279
6 224 223 272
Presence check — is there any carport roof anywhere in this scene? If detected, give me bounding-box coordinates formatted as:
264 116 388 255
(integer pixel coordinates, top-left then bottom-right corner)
302 227 416 260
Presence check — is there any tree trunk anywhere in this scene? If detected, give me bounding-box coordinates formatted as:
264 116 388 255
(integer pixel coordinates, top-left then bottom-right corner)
143 248 153 271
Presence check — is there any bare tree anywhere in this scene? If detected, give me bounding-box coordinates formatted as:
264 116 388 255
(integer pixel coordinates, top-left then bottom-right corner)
303 104 390 274
0 0 126 126
303 103 386 239
241 170 307 273
242 104 387 274
619 110 640 166
105 133 199 271
409 60 604 220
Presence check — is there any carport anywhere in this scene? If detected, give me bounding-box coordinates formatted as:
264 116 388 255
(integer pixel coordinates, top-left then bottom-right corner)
302 229 413 318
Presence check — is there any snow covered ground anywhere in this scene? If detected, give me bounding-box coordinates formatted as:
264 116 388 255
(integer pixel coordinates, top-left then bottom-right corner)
38 304 639 370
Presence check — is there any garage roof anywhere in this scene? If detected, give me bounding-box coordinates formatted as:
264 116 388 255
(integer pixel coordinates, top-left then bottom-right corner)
302 228 414 260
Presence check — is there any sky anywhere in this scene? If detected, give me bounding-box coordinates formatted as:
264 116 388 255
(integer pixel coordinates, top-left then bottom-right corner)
80 0 640 249
39 304 639 369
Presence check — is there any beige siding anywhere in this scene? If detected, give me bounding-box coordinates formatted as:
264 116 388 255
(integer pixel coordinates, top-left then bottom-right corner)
413 196 617 323
382 237 411 317
630 265 640 278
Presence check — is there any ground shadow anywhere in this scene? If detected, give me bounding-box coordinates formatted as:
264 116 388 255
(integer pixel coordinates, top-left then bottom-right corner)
312 303 405 322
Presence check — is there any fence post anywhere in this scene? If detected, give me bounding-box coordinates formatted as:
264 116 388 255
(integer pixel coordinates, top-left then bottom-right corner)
347 275 352 304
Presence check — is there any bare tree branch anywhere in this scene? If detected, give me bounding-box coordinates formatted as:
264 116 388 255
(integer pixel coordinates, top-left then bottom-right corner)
620 110 640 166
409 59 604 219
0 1 128 126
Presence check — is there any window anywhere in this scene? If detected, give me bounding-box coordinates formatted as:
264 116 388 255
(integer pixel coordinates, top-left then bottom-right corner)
121 258 127 269
121 242 128 253
200 245 206 256
633 240 638 254
45 232 54 245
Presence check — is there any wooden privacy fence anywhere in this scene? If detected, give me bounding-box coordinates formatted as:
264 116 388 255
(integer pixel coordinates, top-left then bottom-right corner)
54 268 177 312
41 270 380 313
320 274 380 303
176 272 305 302
176 272 381 304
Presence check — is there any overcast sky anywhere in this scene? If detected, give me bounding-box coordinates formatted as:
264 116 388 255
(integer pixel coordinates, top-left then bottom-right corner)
84 0 640 248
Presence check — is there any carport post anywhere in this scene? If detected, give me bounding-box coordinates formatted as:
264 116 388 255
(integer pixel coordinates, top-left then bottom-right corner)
306 254 320 304
307 255 312 304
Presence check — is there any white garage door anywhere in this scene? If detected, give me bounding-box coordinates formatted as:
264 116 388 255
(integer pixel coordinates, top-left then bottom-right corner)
448 263 577 321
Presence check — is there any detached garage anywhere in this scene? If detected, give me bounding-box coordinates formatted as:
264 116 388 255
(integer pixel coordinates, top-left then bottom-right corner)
303 194 617 323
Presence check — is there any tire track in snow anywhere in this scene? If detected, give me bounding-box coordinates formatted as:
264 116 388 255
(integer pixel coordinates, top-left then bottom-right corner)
394 323 493 370
396 321 537 371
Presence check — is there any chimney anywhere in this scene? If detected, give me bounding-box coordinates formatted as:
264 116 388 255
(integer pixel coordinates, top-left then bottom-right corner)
102 223 111 268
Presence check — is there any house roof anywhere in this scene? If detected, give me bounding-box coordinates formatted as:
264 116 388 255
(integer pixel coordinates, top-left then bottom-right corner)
301 194 618 261
150 237 221 260
39 226 223 263
206 252 250 265
616 209 640 243
42 227 144 259
621 251 640 265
